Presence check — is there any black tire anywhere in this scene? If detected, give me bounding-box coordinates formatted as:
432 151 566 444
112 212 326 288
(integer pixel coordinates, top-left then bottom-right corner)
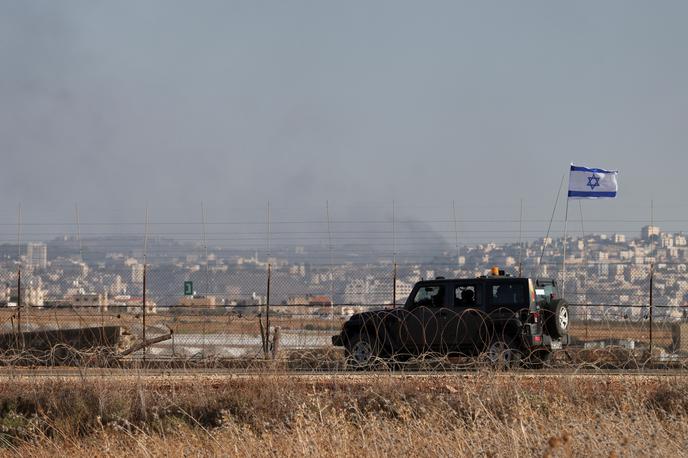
544 299 569 339
344 333 379 370
486 339 522 370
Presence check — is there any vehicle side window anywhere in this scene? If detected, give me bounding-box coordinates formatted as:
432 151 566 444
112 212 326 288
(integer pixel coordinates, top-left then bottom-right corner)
454 284 479 307
489 282 527 306
535 284 554 303
412 285 445 308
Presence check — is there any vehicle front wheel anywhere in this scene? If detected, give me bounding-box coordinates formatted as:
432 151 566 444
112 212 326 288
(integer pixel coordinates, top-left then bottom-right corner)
345 333 379 370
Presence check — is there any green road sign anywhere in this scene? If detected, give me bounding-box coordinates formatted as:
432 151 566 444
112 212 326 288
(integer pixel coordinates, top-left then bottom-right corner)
184 281 193 296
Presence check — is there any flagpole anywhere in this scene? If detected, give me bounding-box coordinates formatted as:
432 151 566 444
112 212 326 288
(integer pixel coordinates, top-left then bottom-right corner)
578 199 587 325
562 164 573 295
562 190 570 296
578 200 585 251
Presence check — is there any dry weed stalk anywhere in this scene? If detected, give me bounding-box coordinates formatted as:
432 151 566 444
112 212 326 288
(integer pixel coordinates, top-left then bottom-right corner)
0 373 684 456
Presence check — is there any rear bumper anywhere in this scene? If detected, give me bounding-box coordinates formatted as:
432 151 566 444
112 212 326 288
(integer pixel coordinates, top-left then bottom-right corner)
523 323 570 348
527 333 570 348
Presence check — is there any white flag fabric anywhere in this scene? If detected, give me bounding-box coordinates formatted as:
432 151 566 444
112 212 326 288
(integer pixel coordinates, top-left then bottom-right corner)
568 164 618 199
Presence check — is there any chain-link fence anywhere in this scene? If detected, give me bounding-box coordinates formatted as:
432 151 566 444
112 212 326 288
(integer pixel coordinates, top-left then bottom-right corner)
0 261 686 370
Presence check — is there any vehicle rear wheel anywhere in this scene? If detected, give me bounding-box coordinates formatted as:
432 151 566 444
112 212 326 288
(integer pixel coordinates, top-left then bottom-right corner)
345 333 379 370
487 340 522 370
544 299 569 339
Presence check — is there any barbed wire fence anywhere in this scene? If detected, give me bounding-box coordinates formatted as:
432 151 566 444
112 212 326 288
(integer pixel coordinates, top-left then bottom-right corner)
0 260 686 371
1 200 688 371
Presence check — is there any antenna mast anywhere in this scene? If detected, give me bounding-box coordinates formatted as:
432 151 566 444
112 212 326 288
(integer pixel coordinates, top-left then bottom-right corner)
75 204 84 263
201 202 209 293
392 200 397 308
517 199 523 276
536 173 566 278
201 202 208 262
143 207 149 265
16 204 21 265
452 200 460 267
326 201 334 319
266 201 271 259
392 200 396 265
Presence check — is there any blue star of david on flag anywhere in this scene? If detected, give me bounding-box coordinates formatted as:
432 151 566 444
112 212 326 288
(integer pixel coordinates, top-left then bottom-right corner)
568 165 618 199
586 174 601 190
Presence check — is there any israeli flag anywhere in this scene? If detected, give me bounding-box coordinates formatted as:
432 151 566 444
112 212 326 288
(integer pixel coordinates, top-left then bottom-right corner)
568 164 618 199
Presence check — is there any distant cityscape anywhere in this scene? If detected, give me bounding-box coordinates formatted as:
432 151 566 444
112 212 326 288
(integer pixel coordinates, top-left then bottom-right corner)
0 225 686 320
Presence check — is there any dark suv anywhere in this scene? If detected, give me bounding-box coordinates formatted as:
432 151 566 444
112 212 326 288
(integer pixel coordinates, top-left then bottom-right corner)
332 271 570 368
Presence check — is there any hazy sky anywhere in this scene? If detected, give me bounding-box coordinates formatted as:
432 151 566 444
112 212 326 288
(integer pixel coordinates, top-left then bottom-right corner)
1 1 687 244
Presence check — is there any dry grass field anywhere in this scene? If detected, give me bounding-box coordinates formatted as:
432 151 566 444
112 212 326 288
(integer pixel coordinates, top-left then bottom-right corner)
0 372 685 456
0 308 343 335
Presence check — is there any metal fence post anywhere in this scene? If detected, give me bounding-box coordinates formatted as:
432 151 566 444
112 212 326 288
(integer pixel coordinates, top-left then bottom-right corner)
649 262 653 357
272 326 281 359
265 263 271 357
142 264 147 363
202 308 207 362
16 268 22 349
16 268 21 335
392 262 397 308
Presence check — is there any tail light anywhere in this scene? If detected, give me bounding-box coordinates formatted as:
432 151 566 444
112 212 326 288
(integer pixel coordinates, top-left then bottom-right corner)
533 335 542 343
531 311 540 323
